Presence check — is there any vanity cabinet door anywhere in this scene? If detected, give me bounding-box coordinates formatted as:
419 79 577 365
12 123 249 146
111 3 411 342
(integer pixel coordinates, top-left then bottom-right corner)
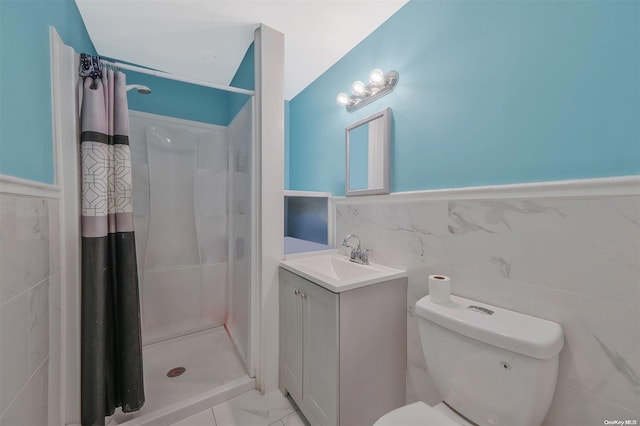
302 279 339 426
279 269 303 401
280 266 407 426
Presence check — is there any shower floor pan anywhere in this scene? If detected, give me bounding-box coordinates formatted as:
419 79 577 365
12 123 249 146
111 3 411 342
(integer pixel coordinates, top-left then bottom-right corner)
108 327 255 426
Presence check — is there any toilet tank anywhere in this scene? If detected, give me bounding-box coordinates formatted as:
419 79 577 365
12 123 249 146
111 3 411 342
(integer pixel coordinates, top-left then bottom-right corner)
415 295 564 426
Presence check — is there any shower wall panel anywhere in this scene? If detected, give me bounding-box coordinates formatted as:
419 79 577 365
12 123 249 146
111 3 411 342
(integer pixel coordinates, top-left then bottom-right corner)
195 128 229 328
227 101 253 370
129 112 228 344
146 125 200 268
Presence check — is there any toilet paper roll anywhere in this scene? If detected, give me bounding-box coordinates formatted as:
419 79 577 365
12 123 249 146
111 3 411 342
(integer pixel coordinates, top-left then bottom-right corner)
429 275 451 304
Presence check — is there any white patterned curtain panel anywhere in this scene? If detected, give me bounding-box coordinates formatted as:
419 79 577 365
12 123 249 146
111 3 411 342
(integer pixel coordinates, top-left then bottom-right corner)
79 61 145 426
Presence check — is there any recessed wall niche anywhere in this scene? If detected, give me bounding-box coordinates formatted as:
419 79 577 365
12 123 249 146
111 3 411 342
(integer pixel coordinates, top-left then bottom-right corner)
284 191 334 254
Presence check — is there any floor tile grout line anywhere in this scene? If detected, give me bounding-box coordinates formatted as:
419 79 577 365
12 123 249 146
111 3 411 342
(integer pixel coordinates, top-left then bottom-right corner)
275 408 302 425
168 389 301 426
210 406 217 426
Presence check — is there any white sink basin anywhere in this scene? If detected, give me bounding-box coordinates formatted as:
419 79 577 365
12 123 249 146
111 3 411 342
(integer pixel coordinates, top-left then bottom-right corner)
280 253 406 293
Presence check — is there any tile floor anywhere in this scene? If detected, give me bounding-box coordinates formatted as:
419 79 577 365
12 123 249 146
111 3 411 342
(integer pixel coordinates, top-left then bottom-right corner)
170 389 310 426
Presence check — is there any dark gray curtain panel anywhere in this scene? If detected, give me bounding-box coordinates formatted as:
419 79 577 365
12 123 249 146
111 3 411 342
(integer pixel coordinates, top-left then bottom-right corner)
80 68 145 426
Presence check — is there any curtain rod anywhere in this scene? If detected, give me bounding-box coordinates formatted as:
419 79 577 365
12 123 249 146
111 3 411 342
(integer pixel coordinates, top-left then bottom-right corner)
99 59 255 96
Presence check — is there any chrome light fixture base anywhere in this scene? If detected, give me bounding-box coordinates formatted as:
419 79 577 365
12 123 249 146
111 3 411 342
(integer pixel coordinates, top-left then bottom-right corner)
343 70 399 113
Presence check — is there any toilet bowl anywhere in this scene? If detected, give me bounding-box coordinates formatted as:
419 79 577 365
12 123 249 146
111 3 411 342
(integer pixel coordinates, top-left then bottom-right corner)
375 294 564 426
374 401 473 426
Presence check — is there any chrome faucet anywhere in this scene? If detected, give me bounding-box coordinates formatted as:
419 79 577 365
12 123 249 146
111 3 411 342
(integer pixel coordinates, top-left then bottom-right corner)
341 234 370 265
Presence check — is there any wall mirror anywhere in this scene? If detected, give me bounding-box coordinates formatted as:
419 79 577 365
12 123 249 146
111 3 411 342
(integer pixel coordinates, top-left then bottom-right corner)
345 107 391 196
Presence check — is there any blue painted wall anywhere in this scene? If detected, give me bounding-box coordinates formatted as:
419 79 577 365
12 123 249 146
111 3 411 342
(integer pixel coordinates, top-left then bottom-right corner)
0 0 96 183
125 69 231 126
289 0 640 196
229 43 255 120
284 100 290 188
124 42 255 127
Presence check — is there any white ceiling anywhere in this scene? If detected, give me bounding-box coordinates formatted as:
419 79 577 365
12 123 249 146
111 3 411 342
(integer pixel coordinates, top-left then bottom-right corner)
75 0 408 100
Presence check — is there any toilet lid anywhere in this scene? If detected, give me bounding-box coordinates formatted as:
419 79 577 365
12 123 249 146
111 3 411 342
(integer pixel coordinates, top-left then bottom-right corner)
373 402 463 426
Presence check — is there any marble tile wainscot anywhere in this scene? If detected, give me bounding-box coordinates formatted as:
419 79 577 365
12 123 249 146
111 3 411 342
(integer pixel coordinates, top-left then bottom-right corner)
334 176 640 426
0 175 62 426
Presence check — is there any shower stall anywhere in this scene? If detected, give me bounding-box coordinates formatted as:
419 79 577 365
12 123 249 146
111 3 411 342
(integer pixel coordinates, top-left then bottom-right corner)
109 80 256 424
51 26 284 426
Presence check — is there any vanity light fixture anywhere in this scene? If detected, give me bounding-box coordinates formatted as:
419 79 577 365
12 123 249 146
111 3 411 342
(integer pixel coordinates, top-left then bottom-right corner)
336 68 399 112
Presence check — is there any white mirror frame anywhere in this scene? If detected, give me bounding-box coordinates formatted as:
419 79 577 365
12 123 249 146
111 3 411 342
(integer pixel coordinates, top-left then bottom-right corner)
345 107 392 197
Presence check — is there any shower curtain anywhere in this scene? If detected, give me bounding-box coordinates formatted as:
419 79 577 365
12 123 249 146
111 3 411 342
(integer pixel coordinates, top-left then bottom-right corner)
79 55 145 425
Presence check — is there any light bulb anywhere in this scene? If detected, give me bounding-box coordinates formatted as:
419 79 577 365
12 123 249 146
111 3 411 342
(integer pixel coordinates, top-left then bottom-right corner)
369 68 385 85
351 80 366 96
336 92 350 106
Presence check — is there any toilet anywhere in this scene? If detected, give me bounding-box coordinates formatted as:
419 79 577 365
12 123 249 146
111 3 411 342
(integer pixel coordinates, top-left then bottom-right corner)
375 295 564 426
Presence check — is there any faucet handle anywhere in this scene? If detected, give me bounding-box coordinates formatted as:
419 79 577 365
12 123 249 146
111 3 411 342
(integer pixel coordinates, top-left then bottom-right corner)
361 248 372 264
350 247 359 259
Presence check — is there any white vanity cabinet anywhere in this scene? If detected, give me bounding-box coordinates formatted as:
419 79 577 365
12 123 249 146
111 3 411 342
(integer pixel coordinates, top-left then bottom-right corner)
279 267 407 426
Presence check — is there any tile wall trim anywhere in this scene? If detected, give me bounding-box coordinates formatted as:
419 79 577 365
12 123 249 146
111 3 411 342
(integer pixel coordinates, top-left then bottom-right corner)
0 174 61 199
333 175 640 205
